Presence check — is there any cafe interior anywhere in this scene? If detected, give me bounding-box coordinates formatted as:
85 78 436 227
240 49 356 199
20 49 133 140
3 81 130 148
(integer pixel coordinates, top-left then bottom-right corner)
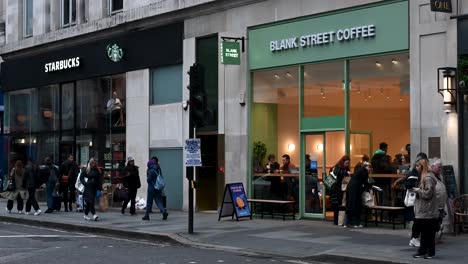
251 52 410 218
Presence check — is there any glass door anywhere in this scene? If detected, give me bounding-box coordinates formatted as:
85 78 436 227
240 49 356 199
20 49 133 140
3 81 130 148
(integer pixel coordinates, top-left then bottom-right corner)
302 131 345 218
350 131 372 174
303 133 325 216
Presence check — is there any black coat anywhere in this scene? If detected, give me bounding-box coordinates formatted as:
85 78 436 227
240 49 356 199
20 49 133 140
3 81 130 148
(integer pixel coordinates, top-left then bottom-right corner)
60 160 79 186
123 165 141 190
80 168 102 203
330 165 347 206
346 167 372 214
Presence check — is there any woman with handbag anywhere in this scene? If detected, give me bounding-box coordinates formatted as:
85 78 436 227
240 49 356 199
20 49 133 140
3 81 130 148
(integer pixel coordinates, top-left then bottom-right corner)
345 161 372 228
330 155 350 225
3 160 29 214
121 157 141 215
80 158 102 221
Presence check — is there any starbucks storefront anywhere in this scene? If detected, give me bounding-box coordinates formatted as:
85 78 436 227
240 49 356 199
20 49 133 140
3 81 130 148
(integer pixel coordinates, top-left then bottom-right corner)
248 0 410 219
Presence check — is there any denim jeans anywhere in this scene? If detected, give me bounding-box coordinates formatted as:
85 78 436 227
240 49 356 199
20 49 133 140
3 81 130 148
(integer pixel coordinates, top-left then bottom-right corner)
145 188 166 216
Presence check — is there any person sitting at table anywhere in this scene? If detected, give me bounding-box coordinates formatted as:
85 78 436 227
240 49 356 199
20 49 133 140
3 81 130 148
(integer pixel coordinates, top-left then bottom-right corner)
264 154 282 199
371 142 392 174
281 154 297 202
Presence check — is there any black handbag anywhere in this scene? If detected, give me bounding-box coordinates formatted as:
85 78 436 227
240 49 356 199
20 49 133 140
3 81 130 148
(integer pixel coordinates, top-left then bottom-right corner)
323 172 337 191
7 179 16 191
113 184 129 202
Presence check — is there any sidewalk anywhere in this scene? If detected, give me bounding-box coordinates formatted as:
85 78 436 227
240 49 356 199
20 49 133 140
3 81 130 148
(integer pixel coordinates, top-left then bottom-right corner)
0 199 467 264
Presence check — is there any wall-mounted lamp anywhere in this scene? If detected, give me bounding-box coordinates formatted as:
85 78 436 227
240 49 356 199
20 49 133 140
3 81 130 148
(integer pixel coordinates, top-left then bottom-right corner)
438 67 457 113
316 143 324 152
287 143 295 151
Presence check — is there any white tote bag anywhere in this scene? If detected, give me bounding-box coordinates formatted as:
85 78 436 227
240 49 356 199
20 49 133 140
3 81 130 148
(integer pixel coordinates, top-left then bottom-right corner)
404 190 416 207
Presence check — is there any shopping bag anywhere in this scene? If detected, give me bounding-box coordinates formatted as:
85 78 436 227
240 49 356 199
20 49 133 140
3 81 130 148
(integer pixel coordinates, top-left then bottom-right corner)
323 172 337 191
98 194 109 212
362 190 375 207
404 190 416 207
75 171 85 193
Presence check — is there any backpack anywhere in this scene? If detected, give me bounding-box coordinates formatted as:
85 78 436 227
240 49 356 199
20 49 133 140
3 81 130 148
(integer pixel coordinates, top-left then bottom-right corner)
154 168 166 191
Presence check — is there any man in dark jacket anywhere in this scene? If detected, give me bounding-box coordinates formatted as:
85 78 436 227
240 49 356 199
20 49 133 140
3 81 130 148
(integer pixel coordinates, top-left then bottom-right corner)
59 154 79 212
25 159 41 215
142 158 168 221
39 156 60 213
121 157 141 215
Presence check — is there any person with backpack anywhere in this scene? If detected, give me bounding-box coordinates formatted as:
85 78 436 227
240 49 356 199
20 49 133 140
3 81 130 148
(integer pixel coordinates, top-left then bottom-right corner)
142 158 168 221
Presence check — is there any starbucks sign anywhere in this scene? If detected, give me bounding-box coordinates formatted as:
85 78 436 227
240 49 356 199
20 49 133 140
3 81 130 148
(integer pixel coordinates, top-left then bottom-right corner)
106 44 124 62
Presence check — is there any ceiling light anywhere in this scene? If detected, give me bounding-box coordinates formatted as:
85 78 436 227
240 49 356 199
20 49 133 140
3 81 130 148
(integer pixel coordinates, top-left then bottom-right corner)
375 61 382 67
392 59 398 64
386 96 390 100
399 98 403 102
274 74 280 79
286 72 292 78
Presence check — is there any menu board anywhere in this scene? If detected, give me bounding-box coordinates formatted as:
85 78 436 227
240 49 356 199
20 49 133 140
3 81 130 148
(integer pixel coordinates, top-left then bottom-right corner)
442 165 458 199
218 183 251 221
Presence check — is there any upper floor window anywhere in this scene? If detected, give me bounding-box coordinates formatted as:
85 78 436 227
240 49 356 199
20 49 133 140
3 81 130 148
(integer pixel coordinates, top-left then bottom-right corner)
110 0 123 14
23 0 33 37
62 0 77 27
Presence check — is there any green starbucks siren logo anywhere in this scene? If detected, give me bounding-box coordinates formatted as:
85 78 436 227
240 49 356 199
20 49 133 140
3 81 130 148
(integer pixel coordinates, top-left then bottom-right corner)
106 44 123 62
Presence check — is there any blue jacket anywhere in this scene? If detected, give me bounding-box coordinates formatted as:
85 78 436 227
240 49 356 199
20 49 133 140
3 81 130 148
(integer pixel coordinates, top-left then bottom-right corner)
147 164 161 190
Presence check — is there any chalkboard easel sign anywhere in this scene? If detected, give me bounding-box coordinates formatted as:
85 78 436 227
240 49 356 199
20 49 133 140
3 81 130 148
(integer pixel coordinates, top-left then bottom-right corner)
442 165 458 199
218 183 252 221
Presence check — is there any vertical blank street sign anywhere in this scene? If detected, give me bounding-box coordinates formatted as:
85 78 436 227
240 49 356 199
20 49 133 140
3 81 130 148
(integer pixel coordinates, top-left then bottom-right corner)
185 138 202 167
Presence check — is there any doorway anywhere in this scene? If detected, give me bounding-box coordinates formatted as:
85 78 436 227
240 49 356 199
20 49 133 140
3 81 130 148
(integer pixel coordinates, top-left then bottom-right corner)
302 131 345 218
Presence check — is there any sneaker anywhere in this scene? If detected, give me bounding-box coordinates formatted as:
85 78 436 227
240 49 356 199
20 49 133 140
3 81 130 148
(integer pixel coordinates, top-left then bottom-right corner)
25 212 30 215
18 211 23 214
353 225 364 228
163 212 168 220
34 210 42 216
424 255 435 259
409 238 420 247
142 216 150 221
84 215 91 221
413 254 425 258
343 225 348 228
93 215 99 221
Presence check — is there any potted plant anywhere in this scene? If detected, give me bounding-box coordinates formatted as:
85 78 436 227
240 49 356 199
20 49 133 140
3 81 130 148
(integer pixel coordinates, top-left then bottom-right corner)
253 141 267 173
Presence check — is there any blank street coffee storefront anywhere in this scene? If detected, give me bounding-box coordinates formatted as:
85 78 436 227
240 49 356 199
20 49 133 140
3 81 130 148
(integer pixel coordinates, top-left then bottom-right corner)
0 23 183 189
248 1 410 219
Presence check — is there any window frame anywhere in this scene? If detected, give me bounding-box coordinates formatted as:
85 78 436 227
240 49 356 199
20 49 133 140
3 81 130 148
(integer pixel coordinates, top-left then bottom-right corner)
61 0 77 28
109 0 124 15
22 0 33 37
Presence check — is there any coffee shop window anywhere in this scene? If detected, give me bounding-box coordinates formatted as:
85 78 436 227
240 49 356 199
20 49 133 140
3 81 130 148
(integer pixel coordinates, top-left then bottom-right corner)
251 66 299 200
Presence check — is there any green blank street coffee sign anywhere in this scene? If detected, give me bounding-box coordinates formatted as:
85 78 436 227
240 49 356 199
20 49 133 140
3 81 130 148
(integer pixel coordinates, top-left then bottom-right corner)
221 41 241 65
248 0 408 70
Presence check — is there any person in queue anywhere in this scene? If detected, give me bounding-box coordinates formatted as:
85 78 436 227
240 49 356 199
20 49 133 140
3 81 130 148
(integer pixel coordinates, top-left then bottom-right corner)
345 161 372 228
3 160 28 214
59 154 79 212
330 155 350 226
412 158 438 259
40 156 60 214
80 158 102 221
121 157 141 215
429 158 448 240
264 154 281 199
142 158 168 221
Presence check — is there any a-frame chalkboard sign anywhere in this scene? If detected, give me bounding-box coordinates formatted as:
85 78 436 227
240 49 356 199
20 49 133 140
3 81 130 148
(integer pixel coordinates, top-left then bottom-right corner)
218 182 252 221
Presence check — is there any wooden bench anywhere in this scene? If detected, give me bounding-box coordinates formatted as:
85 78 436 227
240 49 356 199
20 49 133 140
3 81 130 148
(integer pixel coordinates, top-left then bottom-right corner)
247 199 296 220
364 205 406 229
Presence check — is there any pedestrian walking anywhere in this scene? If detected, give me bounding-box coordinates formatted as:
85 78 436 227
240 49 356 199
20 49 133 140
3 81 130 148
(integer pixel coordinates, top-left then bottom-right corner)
80 158 102 221
24 159 41 215
121 157 141 215
59 154 79 212
3 160 29 214
142 158 168 221
329 155 350 226
412 158 438 259
39 156 60 214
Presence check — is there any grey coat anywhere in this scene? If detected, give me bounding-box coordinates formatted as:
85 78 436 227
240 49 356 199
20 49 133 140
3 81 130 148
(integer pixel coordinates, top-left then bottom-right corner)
414 173 438 219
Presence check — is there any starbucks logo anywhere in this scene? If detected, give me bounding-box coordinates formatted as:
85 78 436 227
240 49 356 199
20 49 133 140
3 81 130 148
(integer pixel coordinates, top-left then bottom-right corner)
106 44 123 62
